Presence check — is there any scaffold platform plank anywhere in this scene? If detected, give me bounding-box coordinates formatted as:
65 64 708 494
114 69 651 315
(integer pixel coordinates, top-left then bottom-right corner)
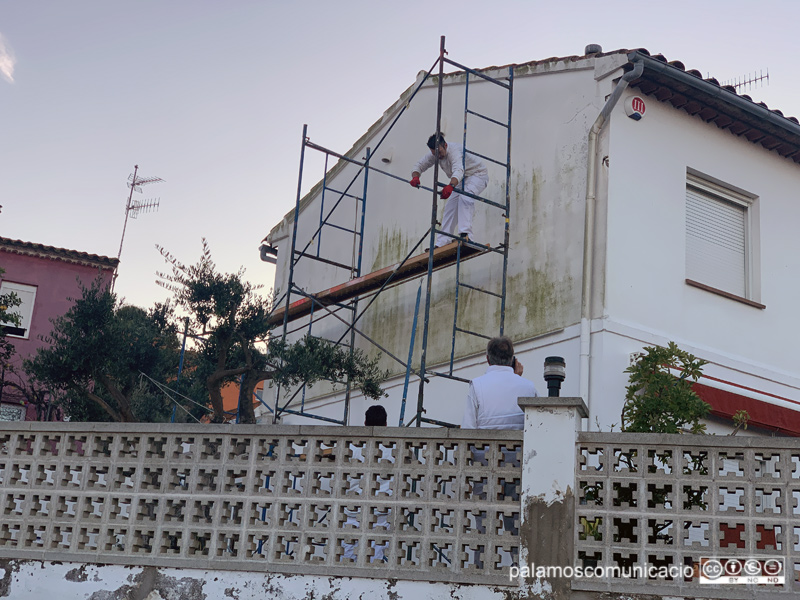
269 240 489 326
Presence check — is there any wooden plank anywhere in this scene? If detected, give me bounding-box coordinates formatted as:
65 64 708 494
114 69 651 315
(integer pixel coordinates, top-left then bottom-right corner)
269 240 491 326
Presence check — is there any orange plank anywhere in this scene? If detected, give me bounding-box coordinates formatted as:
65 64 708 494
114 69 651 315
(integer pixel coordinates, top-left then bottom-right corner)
269 240 490 326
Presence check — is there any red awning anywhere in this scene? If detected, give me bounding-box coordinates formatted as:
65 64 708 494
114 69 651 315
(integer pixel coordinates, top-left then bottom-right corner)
693 382 800 437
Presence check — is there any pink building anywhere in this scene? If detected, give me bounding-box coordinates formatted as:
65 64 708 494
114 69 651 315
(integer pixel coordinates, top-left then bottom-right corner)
0 237 118 421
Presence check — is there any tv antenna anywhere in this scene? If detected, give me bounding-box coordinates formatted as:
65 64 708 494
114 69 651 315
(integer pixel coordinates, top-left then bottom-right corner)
720 69 769 93
112 164 164 292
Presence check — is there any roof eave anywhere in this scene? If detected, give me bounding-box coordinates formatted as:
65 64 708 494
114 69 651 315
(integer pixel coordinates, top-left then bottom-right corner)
628 50 800 162
0 237 119 270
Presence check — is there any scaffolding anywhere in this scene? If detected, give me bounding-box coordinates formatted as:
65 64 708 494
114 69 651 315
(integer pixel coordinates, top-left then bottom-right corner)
271 36 514 427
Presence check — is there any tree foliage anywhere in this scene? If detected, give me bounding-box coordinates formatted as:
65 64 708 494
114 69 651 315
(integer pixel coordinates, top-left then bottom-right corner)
621 342 710 434
268 334 387 401
730 409 751 436
27 279 179 422
158 239 387 424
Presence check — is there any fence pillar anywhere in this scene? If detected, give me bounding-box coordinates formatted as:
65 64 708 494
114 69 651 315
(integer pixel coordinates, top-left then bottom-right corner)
517 397 588 599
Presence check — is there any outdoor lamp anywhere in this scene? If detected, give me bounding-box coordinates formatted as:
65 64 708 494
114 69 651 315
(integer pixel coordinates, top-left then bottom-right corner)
543 356 566 397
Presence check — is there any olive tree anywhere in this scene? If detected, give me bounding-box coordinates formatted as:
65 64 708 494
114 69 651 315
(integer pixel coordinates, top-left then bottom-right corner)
158 240 387 424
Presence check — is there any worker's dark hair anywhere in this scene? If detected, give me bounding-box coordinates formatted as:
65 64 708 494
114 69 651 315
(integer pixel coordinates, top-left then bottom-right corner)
427 133 446 150
486 336 515 367
364 404 388 426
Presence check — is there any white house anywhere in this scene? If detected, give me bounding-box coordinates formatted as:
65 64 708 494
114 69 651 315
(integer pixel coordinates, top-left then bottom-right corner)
264 44 800 435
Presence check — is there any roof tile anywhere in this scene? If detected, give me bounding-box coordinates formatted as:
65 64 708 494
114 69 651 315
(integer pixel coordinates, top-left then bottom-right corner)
0 237 118 270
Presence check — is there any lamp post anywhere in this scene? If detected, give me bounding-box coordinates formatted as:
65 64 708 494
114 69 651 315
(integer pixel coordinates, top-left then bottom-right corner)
543 356 566 397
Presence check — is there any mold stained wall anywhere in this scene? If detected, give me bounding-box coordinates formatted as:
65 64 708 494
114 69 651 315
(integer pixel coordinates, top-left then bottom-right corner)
0 560 518 600
593 88 800 430
362 64 606 374
266 57 619 421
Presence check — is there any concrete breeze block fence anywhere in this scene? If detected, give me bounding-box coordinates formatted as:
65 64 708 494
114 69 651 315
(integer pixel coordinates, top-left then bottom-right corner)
1 400 797 599
0 422 522 587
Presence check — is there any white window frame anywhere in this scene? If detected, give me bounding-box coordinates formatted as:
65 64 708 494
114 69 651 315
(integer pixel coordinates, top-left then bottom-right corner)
685 171 762 307
0 281 38 339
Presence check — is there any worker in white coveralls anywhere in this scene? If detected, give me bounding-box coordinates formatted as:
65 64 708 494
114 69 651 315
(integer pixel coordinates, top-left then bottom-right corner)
409 133 489 248
462 336 539 430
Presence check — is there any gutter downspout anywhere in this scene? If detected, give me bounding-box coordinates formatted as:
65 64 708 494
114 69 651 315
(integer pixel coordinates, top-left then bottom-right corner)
580 56 643 428
260 243 278 265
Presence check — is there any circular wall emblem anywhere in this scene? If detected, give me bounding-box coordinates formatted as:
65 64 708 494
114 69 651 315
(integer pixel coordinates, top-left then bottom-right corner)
625 96 646 120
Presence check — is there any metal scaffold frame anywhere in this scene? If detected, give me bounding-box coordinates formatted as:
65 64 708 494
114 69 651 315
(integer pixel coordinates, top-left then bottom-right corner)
271 36 514 428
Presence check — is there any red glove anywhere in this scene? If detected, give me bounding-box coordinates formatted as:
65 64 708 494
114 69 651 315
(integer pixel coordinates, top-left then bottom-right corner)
409 176 420 188
441 184 454 199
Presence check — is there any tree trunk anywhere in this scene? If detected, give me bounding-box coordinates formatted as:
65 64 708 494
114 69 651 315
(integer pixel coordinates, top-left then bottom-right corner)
206 366 250 423
85 390 125 422
238 370 274 424
207 335 234 423
95 374 136 421
206 375 226 423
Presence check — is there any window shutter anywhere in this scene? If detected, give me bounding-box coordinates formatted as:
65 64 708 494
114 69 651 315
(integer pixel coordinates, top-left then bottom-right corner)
686 187 746 297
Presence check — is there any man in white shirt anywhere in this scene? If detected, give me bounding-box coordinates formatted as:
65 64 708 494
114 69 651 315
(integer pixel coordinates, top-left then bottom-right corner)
462 336 539 430
410 134 489 248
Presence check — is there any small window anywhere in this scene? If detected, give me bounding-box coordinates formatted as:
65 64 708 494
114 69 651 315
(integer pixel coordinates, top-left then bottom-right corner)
685 174 759 304
0 281 37 339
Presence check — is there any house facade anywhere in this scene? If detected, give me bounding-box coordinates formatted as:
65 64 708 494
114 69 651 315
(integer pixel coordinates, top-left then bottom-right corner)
265 46 800 433
0 237 118 421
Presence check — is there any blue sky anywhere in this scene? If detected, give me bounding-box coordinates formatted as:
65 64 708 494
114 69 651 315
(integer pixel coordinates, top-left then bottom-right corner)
2 0 798 308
